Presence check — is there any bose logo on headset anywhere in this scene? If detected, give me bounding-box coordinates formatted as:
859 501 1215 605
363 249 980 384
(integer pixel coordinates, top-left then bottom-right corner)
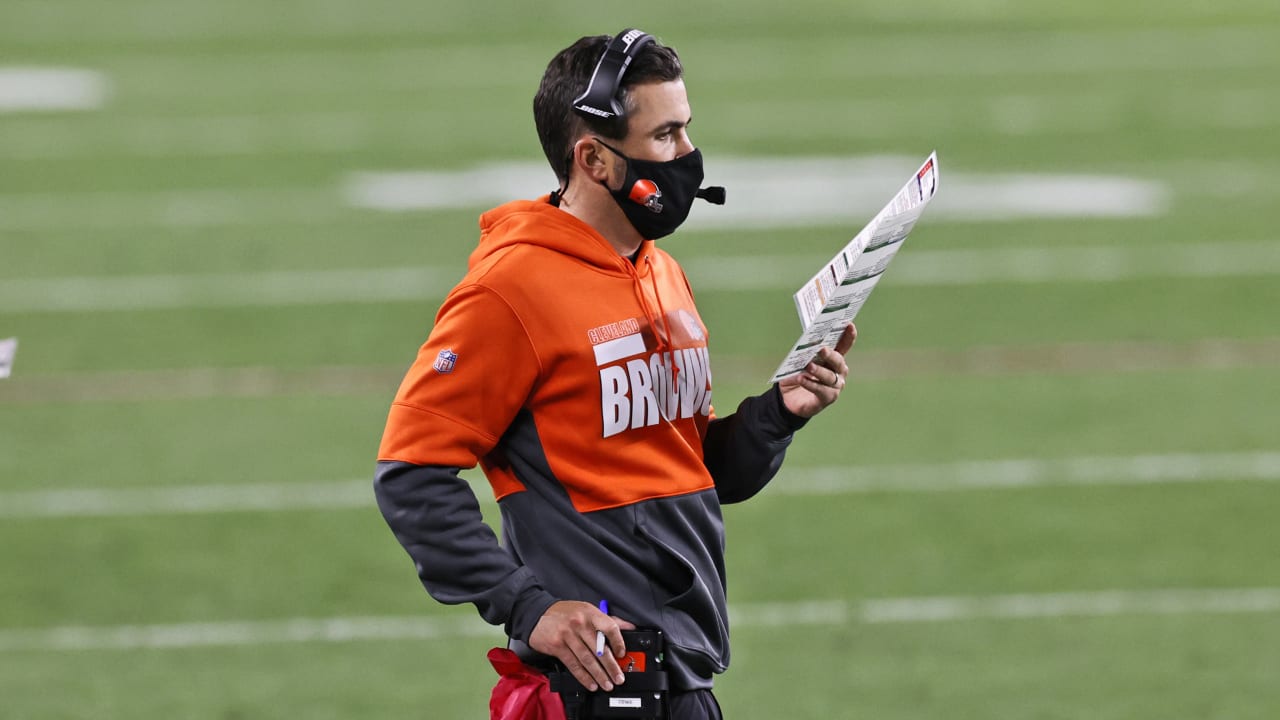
572 28 655 121
618 29 646 47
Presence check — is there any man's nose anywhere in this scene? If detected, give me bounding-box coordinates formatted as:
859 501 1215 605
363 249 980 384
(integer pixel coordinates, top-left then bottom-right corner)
676 130 695 157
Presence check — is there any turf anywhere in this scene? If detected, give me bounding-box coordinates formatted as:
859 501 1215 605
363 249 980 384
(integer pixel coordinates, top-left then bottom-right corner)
1 1 1278 717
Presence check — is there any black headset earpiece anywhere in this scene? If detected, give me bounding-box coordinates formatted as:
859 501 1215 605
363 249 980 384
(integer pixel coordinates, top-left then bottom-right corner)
572 29 654 121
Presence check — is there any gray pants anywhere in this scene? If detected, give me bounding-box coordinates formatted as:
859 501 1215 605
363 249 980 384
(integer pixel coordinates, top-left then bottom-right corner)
668 689 723 720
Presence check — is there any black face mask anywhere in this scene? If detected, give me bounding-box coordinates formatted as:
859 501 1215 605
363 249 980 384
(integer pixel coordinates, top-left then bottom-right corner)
597 140 725 240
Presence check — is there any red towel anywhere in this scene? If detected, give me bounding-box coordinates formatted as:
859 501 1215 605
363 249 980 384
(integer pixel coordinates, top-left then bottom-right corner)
488 648 567 720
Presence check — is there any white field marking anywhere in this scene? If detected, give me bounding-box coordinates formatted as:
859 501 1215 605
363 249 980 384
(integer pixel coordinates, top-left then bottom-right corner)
3 338 1278 406
988 86 1280 136
2 451 1277 520
680 240 1280 291
0 266 458 313
344 162 558 212
0 336 16 379
774 451 1280 497
0 68 108 113
0 365 405 403
5 240 1277 315
0 481 375 520
858 588 1280 624
0 156 1210 233
0 110 377 159
344 157 1170 224
0 614 497 653
844 337 1280 379
0 109 461 160
4 19 1274 74
0 156 1169 231
723 86 1280 144
2 588 1278 652
3 85 1277 160
0 187 342 232
695 25 1280 81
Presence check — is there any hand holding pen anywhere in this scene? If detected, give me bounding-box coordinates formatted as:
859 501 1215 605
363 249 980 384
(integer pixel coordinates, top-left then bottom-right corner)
528 598 636 692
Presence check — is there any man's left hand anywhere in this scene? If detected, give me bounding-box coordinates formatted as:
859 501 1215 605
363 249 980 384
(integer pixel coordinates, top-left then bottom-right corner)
779 323 856 419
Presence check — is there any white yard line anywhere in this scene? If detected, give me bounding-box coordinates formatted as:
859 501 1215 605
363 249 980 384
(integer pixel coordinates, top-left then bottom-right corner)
776 451 1280 496
0 336 16 379
4 239 1276 314
349 160 1170 222
0 158 1171 231
0 187 342 232
858 588 1280 624
698 26 1280 81
3 338 1277 405
4 18 1274 72
2 451 1276 520
0 266 456 313
0 365 404 403
2 588 1277 652
0 481 375 519
0 615 496 652
0 109 416 159
3 85 1276 159
0 67 108 113
344 158 1170 223
681 240 1280 290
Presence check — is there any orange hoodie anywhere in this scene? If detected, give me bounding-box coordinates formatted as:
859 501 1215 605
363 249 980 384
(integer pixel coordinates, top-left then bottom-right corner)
380 197 716 511
374 197 804 691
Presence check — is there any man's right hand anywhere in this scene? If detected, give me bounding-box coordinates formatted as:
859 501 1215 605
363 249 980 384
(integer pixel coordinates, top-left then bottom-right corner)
528 600 636 692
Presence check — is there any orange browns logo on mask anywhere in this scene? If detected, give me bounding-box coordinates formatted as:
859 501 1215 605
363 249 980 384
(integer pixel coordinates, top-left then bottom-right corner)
628 179 663 213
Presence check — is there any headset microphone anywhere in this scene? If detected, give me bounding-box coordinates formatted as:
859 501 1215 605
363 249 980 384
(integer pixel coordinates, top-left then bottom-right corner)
696 187 726 205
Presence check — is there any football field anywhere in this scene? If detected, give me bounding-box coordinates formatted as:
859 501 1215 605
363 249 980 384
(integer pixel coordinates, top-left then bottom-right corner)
2 1 1279 717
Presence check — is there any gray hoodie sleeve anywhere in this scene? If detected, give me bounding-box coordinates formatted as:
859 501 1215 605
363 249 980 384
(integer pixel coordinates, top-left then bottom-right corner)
702 383 809 504
372 460 559 641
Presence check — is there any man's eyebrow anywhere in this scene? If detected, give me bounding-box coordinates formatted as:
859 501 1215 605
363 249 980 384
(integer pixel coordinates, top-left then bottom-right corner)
649 117 692 136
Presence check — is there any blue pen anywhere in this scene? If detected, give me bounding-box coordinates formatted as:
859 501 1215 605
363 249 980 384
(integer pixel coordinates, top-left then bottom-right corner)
595 599 609 657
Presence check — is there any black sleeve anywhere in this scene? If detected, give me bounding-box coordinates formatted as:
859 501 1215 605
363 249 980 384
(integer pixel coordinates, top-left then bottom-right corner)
372 461 559 642
702 383 809 504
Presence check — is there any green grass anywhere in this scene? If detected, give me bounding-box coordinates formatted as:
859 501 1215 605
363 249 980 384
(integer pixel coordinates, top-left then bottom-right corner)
2 0 1279 717
720 617 1280 720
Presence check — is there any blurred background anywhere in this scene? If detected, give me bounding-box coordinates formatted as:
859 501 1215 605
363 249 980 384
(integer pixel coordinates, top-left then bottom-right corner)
2 0 1278 717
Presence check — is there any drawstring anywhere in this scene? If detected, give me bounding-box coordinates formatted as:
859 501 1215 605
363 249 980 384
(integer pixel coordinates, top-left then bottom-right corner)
621 252 680 398
641 255 680 394
623 256 662 353
645 257 673 354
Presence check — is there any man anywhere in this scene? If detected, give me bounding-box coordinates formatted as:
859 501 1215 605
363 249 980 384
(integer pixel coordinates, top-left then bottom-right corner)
374 29 855 719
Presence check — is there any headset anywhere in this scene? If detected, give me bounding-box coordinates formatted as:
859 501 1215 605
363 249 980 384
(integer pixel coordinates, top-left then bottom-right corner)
572 29 655 121
564 28 726 207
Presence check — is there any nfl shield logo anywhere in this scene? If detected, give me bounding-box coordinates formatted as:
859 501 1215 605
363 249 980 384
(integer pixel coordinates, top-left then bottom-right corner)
432 348 458 374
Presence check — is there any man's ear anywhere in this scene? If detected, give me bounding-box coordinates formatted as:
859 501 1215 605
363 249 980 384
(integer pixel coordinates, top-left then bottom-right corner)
572 138 613 184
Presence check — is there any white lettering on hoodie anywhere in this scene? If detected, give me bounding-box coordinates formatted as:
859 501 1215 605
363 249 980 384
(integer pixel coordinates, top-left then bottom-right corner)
596 332 711 438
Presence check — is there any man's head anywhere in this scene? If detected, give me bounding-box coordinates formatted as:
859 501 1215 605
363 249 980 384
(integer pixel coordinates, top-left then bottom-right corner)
534 33 685 187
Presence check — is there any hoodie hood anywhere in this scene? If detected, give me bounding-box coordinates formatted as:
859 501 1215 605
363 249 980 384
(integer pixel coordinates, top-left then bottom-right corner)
471 196 656 277
471 196 677 357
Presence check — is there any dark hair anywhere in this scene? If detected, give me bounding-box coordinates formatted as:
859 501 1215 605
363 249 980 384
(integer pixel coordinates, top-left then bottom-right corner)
533 34 684 186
